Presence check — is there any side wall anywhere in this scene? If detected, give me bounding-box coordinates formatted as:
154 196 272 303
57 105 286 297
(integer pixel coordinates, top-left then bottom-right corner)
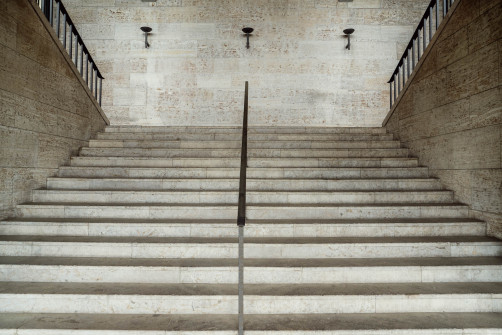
385 0 502 237
62 0 429 126
0 0 109 219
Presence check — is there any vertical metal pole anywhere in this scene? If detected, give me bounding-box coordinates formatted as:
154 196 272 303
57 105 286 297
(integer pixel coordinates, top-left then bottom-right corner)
99 77 103 106
397 66 401 94
63 14 67 48
237 81 248 335
79 43 83 74
85 54 89 84
412 40 415 70
417 30 421 59
56 2 61 37
238 225 244 335
389 82 392 109
443 0 447 17
423 20 427 52
74 37 78 65
40 0 45 16
69 26 73 58
429 7 433 40
436 1 439 29
49 0 53 26
90 64 94 92
406 53 410 79
393 76 397 101
94 70 98 98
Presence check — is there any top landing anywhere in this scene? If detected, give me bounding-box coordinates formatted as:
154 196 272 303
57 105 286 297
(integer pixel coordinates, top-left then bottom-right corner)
104 126 388 135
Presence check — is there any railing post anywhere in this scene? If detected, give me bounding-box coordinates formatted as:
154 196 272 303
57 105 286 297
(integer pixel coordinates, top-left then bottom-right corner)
237 81 249 335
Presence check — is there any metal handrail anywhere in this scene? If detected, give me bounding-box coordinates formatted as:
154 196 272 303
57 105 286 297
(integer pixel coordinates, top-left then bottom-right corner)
36 0 104 106
237 81 249 335
388 0 455 109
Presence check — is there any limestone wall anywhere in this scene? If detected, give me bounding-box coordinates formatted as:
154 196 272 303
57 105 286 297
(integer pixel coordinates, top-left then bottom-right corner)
0 0 109 219
62 0 429 126
385 0 502 237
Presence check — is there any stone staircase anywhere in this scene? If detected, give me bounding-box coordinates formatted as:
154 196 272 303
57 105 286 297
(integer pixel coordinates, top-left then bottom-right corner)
1 125 502 334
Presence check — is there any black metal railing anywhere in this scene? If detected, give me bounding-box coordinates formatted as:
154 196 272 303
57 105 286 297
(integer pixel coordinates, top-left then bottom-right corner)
388 0 455 108
237 81 248 335
36 0 104 106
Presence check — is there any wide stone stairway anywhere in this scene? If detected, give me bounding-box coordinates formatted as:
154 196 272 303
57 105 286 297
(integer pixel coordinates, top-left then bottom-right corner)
1 125 502 334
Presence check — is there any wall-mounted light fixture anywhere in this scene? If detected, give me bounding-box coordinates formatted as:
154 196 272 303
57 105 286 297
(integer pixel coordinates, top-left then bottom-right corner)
141 26 152 48
242 27 254 49
343 28 355 50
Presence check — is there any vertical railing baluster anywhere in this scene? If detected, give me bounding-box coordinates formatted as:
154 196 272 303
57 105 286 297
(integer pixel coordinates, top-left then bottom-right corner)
40 0 45 16
74 36 78 65
389 81 392 109
423 19 426 51
393 76 397 102
90 64 94 92
429 6 433 41
397 65 401 94
79 43 84 75
436 1 439 29
412 39 416 70
56 2 61 37
94 70 98 98
85 54 89 84
443 0 447 17
417 28 421 59
99 77 103 106
406 52 410 79
49 0 54 26
69 25 73 58
62 13 67 47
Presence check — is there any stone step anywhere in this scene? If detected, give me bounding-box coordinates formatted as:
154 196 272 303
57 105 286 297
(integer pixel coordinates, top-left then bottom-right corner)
1 282 501 314
104 126 387 134
58 166 430 179
88 139 401 149
32 190 454 204
1 256 501 283
69 157 419 168
97 132 395 141
1 312 502 334
0 236 499 259
0 218 486 237
46 177 442 191
15 203 469 220
79 147 410 158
